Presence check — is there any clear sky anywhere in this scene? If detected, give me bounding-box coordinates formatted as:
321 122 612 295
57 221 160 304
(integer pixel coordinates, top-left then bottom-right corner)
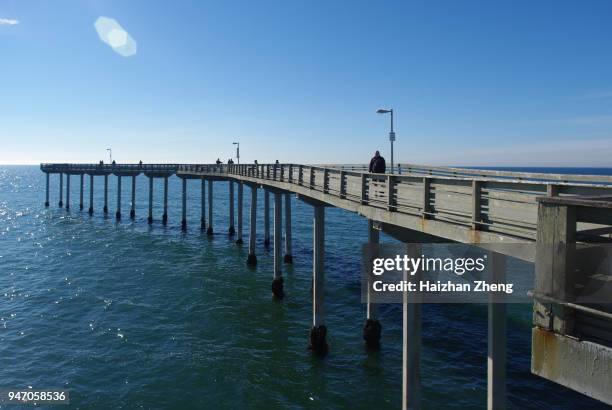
1 0 612 166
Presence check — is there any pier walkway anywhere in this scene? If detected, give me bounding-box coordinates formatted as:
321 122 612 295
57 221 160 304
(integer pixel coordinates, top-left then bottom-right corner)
40 162 612 409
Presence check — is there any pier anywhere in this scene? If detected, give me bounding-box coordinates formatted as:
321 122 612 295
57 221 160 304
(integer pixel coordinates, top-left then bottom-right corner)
40 162 612 409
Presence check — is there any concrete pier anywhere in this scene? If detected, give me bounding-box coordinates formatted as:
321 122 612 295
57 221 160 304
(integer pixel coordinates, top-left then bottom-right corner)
488 253 507 410
247 184 258 265
236 182 244 244
79 174 84 210
88 175 94 214
130 176 136 219
206 179 213 235
45 173 50 207
103 174 108 214
181 178 187 230
116 176 122 220
264 190 270 246
363 219 381 349
163 177 169 225
271 193 284 299
65 174 70 210
284 193 293 263
309 205 327 355
403 244 422 410
200 178 206 229
58 173 63 207
229 181 235 235
148 176 153 224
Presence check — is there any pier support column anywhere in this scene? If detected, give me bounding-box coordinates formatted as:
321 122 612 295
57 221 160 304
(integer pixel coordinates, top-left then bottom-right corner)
403 243 422 410
163 177 169 225
181 178 187 230
130 176 136 219
206 179 213 235
309 205 327 355
65 174 70 210
79 174 84 210
229 181 235 235
103 174 108 214
88 175 94 214
115 176 122 220
488 253 507 410
236 183 244 244
45 173 50 207
264 190 270 246
246 184 257 265
271 193 284 299
284 193 293 263
200 178 206 229
58 173 63 207
364 219 381 350
148 176 153 224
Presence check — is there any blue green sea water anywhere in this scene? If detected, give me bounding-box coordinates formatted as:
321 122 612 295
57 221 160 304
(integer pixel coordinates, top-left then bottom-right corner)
0 165 610 409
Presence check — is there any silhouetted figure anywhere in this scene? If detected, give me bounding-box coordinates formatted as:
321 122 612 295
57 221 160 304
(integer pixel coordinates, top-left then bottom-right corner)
369 151 386 174
275 160 280 165
254 160 258 165
139 160 143 168
216 158 222 165
112 160 116 165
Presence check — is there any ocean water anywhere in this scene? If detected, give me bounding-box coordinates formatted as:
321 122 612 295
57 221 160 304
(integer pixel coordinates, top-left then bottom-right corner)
0 165 610 409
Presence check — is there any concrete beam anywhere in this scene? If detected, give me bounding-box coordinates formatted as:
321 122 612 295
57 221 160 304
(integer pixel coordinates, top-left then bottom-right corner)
229 181 235 235
309 205 327 356
272 192 283 299
284 193 293 263
236 182 244 244
247 184 257 265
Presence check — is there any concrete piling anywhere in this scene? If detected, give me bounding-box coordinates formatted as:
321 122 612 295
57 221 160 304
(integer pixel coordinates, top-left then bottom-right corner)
284 193 293 263
116 175 122 220
272 193 284 299
206 179 213 235
148 176 153 224
200 178 206 229
58 173 63 207
88 174 94 214
45 173 50 207
130 175 136 219
403 244 422 410
79 174 84 210
103 174 108 214
229 181 235 235
264 190 270 247
246 184 257 265
65 174 70 210
236 182 244 244
163 177 169 225
309 205 327 355
488 253 507 410
364 220 381 350
181 178 187 230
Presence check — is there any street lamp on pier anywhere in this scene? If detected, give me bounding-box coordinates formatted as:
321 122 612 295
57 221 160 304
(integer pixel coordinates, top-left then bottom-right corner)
376 108 395 174
233 142 240 164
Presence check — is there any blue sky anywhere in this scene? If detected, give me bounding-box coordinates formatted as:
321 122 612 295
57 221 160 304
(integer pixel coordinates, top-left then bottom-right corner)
1 0 612 166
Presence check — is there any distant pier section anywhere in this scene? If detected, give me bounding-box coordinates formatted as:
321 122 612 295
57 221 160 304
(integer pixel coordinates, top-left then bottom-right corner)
41 162 612 409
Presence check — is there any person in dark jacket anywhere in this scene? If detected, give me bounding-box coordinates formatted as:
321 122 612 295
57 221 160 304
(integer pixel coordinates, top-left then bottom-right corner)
369 151 386 173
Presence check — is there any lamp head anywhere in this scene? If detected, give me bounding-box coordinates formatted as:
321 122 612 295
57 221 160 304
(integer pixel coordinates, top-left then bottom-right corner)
377 108 391 114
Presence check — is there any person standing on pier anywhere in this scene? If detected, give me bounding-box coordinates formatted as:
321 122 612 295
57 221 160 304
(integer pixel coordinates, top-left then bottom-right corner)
369 150 386 173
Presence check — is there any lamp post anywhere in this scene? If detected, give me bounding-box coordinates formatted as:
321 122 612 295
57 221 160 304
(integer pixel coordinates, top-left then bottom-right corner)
106 148 112 163
376 108 394 174
233 142 240 164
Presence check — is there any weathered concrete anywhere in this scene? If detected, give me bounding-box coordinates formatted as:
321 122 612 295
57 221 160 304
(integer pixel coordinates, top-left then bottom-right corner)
103 174 108 214
163 177 169 225
148 176 153 224
229 181 235 235
403 243 422 410
88 174 94 214
247 184 257 266
284 193 293 263
488 253 507 410
200 178 206 229
45 173 50 207
58 172 63 207
181 178 187 230
236 182 244 244
364 219 381 350
207 179 213 235
264 190 270 247
130 175 136 219
116 175 122 220
65 174 70 210
79 174 84 210
309 205 327 355
272 193 284 299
